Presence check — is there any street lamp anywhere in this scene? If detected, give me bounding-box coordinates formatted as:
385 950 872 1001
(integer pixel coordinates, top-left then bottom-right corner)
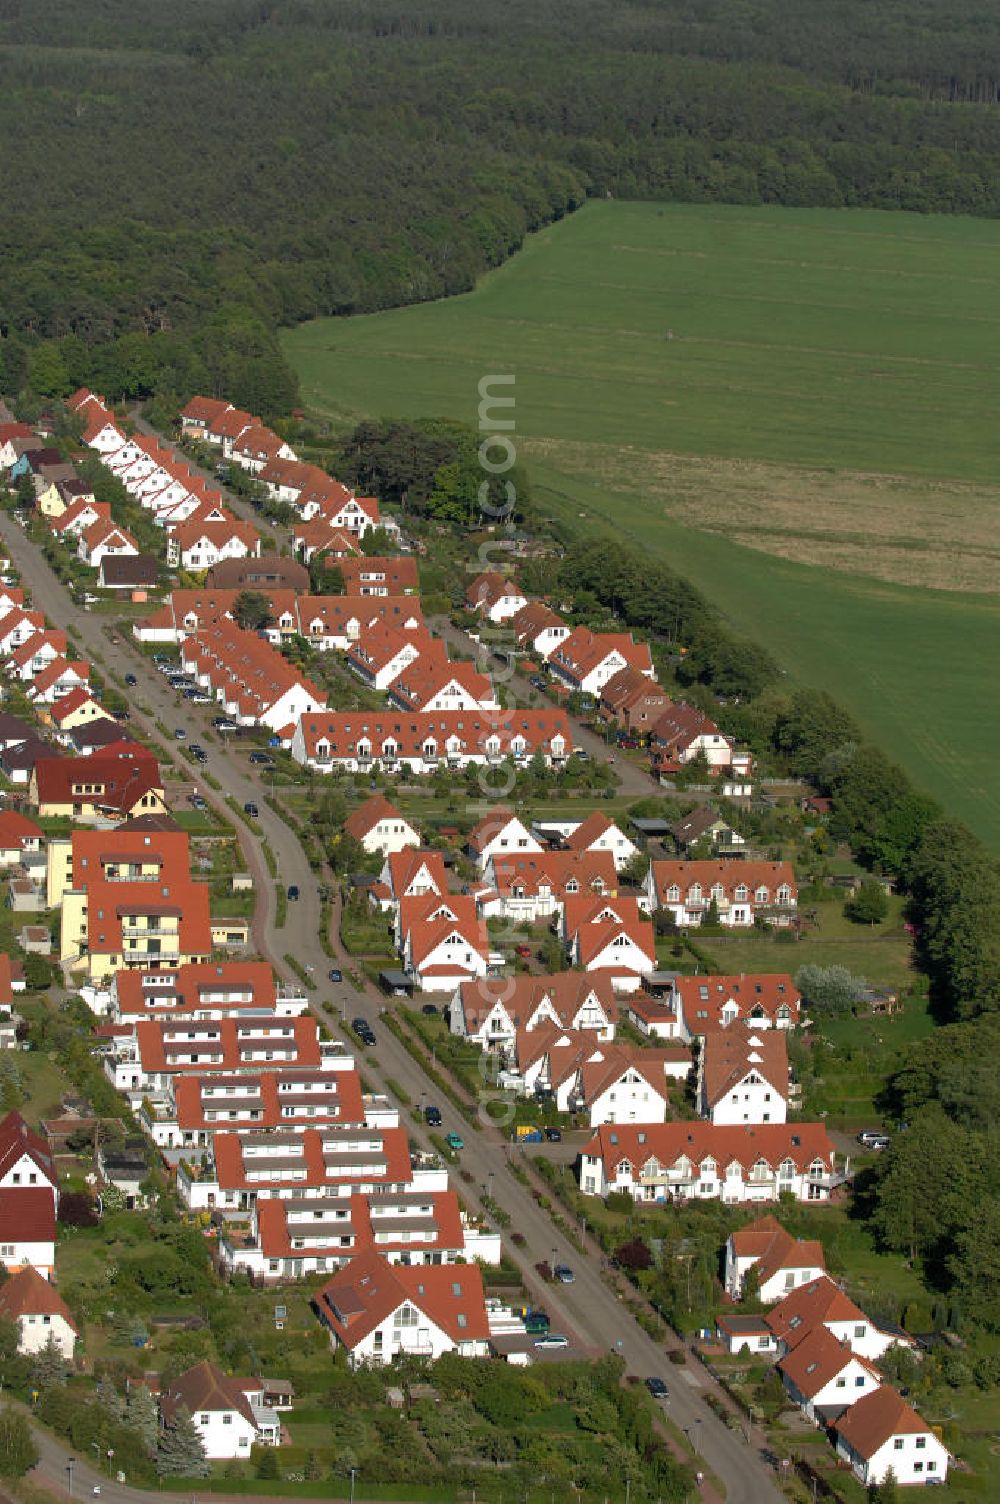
349 1467 358 1504
67 1458 75 1498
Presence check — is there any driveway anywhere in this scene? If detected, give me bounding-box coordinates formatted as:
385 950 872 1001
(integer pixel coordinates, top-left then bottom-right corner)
0 514 780 1504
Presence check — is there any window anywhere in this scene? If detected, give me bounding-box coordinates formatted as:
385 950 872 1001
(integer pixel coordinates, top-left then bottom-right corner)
855 1376 865 1386
223 1415 232 1425
835 1378 846 1388
200 1414 210 1424
893 1439 904 1451
913 1462 923 1474
854 1324 866 1338
915 1438 926 1450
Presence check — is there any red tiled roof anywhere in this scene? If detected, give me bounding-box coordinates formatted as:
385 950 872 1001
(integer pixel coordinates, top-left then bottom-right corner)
345 794 410 842
0 1265 77 1330
778 1322 880 1400
672 973 801 1032
702 1026 789 1109
0 1111 56 1185
136 1014 323 1078
766 1276 868 1348
458 973 620 1034
0 810 43 848
296 708 570 763
0 1187 56 1242
316 1250 489 1348
833 1386 938 1460
650 861 798 907
583 1122 836 1181
730 1215 825 1291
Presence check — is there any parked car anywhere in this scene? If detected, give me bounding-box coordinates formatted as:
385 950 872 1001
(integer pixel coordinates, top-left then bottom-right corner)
529 675 547 690
287 885 299 901
543 1127 562 1143
174 728 186 740
124 673 137 686
424 1105 443 1127
214 716 238 731
553 1265 575 1284
533 1334 569 1349
514 944 533 958
112 710 130 722
189 746 207 763
444 1132 464 1151
645 1377 669 1399
243 802 259 817
524 1311 550 1334
249 751 274 766
190 795 207 811
857 1130 890 1148
328 968 342 983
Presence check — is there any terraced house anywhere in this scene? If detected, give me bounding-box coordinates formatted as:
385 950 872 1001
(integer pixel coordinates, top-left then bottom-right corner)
644 860 798 928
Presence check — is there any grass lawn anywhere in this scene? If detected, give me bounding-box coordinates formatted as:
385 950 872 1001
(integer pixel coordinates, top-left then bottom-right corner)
284 200 1000 845
8 1043 75 1126
688 901 915 991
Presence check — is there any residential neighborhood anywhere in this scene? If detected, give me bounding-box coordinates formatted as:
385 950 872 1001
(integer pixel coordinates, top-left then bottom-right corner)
0 387 974 1502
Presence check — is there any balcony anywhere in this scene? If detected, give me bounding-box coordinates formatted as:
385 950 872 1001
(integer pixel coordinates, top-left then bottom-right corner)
121 924 179 938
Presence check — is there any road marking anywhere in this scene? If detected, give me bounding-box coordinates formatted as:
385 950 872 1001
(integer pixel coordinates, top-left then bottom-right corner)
680 1369 703 1387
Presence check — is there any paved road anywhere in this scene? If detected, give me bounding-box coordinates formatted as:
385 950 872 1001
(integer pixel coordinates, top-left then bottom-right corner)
1 514 781 1503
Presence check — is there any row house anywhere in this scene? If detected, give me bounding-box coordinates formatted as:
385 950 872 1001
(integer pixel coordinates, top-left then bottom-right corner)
562 895 657 993
669 973 801 1039
50 497 111 540
291 707 571 775
698 1026 791 1125
559 811 641 873
8 629 68 682
140 1066 375 1153
346 623 426 691
315 1250 491 1367
0 607 48 654
474 848 617 924
450 972 620 1051
178 1123 429 1214
578 1122 839 1204
465 572 528 623
107 1014 349 1102
133 586 295 644
282 595 423 654
344 794 420 857
180 618 326 733
511 1027 691 1125
167 518 262 572
223 1187 500 1283
338 556 418 596
833 1388 949 1489
644 860 798 928
255 454 381 536
109 961 308 1026
548 627 655 698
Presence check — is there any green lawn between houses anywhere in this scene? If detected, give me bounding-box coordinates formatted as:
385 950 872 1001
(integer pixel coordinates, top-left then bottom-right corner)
284 199 1000 846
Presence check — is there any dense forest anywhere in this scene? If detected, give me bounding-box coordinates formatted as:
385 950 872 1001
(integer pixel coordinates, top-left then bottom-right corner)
4 0 1000 409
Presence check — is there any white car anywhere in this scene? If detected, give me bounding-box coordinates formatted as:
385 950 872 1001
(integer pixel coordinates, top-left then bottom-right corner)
533 1334 569 1349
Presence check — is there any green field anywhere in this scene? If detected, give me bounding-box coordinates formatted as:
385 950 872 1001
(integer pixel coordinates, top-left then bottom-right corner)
284 201 1000 841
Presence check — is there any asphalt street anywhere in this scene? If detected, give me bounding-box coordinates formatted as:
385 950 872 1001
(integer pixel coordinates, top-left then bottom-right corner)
0 511 782 1503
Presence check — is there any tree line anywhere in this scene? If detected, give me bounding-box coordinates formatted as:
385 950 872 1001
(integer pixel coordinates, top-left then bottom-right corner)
5 0 1000 409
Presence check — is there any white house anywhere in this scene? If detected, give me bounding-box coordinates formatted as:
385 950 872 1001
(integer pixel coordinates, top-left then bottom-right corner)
0 1265 77 1357
778 1323 883 1424
645 862 798 929
723 1215 826 1302
561 812 640 873
465 572 528 623
767 1276 905 1364
510 602 570 660
401 898 490 992
699 1028 790 1125
833 1388 950 1488
345 795 420 857
515 1030 690 1125
314 1251 491 1367
0 1189 56 1278
450 973 619 1051
467 809 543 871
563 896 657 993
578 1122 839 1206
160 1361 281 1460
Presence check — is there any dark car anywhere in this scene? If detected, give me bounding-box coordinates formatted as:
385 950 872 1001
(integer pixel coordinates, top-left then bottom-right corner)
243 802 259 817
189 747 208 764
124 673 137 687
544 1127 562 1142
112 710 130 722
645 1377 669 1400
553 1264 575 1284
424 1105 443 1126
421 1003 438 1016
287 884 299 901
190 795 207 811
214 716 238 731
249 751 274 767
328 968 342 983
